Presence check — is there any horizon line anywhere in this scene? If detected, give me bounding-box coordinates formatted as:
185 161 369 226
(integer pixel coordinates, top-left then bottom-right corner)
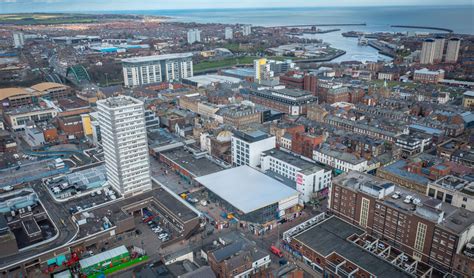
0 4 472 15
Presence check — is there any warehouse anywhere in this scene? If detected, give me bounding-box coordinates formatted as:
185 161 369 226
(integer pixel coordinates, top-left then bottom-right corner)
195 166 301 226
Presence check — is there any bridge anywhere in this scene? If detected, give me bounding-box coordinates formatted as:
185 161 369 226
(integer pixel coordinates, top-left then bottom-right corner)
66 64 92 85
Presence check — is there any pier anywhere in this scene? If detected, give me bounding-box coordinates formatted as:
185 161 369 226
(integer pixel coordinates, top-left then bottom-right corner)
390 25 453 33
273 23 366 28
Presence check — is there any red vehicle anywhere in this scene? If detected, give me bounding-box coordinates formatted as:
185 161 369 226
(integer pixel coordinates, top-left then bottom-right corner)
270 245 283 257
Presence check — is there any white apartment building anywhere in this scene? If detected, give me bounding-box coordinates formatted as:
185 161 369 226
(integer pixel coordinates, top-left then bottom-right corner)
231 130 275 168
313 146 371 173
420 38 435 64
187 29 201 44
13 32 25 48
97 96 152 196
261 149 332 203
122 53 193 87
224 27 233 40
445 37 461 63
241 24 252 36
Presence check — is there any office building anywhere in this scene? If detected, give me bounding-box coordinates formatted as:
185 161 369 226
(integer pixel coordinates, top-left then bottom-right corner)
122 53 193 87
445 38 461 63
413 68 445 84
224 27 233 40
97 96 152 196
329 171 474 277
241 24 252 36
253 58 296 83
13 32 25 48
187 29 201 44
433 37 445 62
313 146 372 173
3 106 58 131
261 149 332 202
231 130 275 168
420 38 435 64
248 88 317 116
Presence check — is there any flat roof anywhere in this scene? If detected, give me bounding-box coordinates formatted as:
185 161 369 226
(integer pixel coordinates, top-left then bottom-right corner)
160 147 226 177
97 95 142 108
122 53 193 63
293 216 411 278
195 166 299 214
31 82 67 92
183 75 241 86
263 149 322 171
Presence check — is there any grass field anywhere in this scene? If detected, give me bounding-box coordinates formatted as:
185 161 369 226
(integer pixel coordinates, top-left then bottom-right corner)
0 13 141 25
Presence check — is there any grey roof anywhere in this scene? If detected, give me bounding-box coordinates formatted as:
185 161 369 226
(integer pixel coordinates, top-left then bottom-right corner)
212 241 244 262
464 91 474 97
294 217 411 278
122 53 193 63
263 149 323 171
180 266 216 278
195 166 299 214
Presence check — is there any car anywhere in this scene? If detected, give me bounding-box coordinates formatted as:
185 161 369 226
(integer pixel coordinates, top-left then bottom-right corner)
158 233 168 239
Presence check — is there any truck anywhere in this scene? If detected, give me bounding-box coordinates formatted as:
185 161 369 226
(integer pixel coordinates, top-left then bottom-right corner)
270 246 283 258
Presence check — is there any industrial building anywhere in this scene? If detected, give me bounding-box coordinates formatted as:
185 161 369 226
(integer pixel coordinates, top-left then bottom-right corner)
97 96 152 196
182 74 241 88
122 53 193 87
248 88 317 116
195 166 300 227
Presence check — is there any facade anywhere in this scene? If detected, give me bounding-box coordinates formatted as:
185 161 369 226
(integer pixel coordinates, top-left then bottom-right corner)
224 27 233 40
445 38 461 63
249 88 317 116
462 91 474 108
395 133 432 158
231 130 275 168
261 149 331 202
413 68 445 84
420 38 436 64
218 106 262 128
426 176 474 211
433 37 445 62
187 29 201 44
3 106 58 131
329 172 474 277
122 53 193 87
313 146 371 173
97 96 152 196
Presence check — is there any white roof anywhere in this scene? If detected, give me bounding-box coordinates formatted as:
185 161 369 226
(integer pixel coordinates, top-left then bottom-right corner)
122 53 193 63
195 166 299 213
184 75 241 86
79 245 128 269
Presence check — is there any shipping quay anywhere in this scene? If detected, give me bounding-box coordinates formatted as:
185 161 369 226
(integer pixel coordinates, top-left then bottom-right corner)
367 41 396 58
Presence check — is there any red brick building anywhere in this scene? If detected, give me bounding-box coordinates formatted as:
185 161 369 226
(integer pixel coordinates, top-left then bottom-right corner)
291 132 324 159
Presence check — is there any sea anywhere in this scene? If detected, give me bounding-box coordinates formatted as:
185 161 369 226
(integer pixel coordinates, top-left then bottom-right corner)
104 6 474 62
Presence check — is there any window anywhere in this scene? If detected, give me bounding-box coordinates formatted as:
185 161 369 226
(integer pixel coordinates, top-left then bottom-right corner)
428 188 436 197
445 194 453 204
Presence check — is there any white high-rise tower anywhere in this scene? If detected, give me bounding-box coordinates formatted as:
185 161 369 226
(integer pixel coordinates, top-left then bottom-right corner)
97 96 152 197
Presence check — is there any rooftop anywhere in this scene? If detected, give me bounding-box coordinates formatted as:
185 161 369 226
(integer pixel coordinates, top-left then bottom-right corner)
183 75 241 87
263 149 323 171
159 147 226 177
316 146 367 165
464 91 474 97
232 129 272 143
335 171 474 234
30 82 67 92
195 166 299 214
122 53 193 63
293 216 411 278
97 95 142 108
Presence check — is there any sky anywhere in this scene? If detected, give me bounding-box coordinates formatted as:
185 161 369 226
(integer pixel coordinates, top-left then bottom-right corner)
0 0 472 13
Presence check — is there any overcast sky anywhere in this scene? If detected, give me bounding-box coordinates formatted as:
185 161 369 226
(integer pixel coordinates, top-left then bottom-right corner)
0 0 472 13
